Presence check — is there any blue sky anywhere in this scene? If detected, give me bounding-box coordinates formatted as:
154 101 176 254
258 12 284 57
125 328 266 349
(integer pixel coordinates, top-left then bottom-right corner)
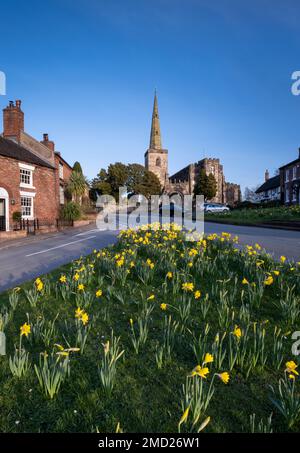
0 0 300 193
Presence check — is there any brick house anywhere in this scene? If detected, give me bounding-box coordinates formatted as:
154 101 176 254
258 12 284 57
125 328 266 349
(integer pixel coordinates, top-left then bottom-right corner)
0 100 73 233
279 149 300 205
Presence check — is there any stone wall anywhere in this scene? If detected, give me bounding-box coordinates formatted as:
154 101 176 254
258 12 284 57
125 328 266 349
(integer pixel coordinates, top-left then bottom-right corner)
145 148 168 188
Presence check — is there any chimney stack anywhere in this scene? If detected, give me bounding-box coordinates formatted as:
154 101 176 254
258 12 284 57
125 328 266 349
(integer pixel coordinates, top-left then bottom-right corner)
41 133 55 151
3 99 24 141
265 169 269 182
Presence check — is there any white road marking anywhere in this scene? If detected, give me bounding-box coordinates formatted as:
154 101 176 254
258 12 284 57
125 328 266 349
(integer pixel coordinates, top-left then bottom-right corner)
25 236 97 257
74 229 100 237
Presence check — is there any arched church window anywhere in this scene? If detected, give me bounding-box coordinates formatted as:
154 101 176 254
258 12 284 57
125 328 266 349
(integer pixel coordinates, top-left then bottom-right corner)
156 157 161 167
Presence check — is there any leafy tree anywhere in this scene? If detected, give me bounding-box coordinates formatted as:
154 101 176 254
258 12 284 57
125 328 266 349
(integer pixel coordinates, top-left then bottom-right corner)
194 169 217 201
207 173 217 200
67 171 87 204
138 170 161 198
126 163 161 198
107 162 128 200
94 181 112 195
73 161 83 175
127 164 147 194
92 162 161 201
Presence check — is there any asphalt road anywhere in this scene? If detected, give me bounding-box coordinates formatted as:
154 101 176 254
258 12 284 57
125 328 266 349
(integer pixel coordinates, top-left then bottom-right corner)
0 221 299 292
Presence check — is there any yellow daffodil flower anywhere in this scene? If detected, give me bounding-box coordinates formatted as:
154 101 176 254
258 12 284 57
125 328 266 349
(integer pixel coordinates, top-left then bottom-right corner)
218 372 230 384
203 353 214 364
20 322 31 337
233 325 242 339
182 282 194 292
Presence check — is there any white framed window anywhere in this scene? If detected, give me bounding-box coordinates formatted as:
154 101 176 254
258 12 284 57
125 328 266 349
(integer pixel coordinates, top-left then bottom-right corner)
21 196 34 219
59 162 64 179
285 169 290 182
285 188 290 203
19 163 35 188
293 166 297 180
20 168 32 186
59 185 65 205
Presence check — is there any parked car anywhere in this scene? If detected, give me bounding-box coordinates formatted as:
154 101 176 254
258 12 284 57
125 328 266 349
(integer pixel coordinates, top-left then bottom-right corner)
204 203 230 214
159 202 184 220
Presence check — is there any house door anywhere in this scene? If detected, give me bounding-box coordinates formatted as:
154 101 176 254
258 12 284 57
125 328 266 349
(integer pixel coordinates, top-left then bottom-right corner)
0 199 6 231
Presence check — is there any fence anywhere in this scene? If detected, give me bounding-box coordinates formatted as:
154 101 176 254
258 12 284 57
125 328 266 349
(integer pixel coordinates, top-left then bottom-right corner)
12 218 74 234
17 218 39 234
56 219 74 229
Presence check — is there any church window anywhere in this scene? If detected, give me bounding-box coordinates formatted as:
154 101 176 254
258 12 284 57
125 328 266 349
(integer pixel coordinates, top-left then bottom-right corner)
156 157 161 167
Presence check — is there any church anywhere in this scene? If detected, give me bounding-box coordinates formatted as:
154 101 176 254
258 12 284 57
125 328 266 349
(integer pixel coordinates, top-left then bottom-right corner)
145 93 241 206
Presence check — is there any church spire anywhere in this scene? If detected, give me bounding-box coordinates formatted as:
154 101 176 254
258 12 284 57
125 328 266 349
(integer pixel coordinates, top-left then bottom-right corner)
149 90 162 149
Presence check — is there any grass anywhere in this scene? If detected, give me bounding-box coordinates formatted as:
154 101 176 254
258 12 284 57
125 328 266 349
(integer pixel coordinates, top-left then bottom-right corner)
205 205 300 226
0 224 300 433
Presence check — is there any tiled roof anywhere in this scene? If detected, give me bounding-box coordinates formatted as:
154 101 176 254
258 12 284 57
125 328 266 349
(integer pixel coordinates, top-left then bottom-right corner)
0 135 54 169
255 175 280 193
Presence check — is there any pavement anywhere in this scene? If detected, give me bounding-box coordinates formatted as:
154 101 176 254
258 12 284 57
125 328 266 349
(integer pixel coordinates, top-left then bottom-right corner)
0 220 299 293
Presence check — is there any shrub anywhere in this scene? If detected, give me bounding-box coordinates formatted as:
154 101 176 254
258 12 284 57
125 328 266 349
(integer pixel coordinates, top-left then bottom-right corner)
12 211 22 222
60 202 81 221
234 201 257 210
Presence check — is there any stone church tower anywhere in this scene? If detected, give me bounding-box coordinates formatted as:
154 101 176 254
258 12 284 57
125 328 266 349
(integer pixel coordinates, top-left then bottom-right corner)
144 92 168 188
143 93 241 205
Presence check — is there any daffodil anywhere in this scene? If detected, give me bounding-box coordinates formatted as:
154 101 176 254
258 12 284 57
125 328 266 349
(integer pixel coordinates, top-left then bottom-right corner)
285 361 299 376
37 282 44 292
233 325 242 339
264 275 274 286
147 294 155 301
280 255 286 264
20 322 31 337
218 372 230 384
191 365 209 379
81 312 89 325
78 283 85 291
194 290 201 299
198 416 211 432
96 289 103 298
166 271 173 279
242 278 249 285
75 307 84 319
178 407 190 429
146 259 154 269
160 303 167 310
203 353 213 364
182 282 194 292
59 275 67 283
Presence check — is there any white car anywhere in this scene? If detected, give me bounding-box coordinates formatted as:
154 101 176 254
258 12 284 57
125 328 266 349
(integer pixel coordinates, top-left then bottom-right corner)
204 203 230 214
